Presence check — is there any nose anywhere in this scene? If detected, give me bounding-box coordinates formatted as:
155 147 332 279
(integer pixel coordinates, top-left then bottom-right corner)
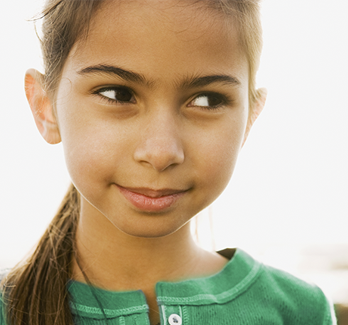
133 112 184 172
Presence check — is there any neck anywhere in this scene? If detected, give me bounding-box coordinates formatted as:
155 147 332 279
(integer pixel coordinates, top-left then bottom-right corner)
72 204 228 325
72 211 212 292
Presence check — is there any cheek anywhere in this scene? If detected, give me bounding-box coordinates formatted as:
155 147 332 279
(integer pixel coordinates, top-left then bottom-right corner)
192 118 246 196
204 137 239 186
63 132 112 194
57 105 130 191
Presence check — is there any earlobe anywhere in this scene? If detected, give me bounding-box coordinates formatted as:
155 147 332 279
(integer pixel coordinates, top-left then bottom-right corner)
25 69 61 144
241 88 267 147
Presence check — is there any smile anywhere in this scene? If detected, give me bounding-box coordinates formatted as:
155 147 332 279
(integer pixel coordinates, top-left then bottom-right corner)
117 185 188 212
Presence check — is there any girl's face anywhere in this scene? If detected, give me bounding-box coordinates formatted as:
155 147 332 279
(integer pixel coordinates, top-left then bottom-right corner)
51 0 255 238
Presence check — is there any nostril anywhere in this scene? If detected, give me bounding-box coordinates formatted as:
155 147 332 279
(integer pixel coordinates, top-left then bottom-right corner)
133 138 184 172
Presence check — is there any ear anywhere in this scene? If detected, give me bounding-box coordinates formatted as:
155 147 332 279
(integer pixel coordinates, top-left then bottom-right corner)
241 88 267 147
25 69 61 144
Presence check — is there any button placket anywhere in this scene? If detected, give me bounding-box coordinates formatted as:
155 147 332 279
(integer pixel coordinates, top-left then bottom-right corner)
168 313 182 325
161 305 183 325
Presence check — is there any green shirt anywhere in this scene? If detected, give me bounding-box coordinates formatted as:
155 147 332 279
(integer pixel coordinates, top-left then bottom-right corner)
1 248 337 324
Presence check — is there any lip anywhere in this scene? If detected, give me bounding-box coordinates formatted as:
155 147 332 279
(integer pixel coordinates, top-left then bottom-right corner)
117 185 187 212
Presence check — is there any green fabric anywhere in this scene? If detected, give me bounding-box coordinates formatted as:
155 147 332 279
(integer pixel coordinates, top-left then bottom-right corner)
0 248 337 324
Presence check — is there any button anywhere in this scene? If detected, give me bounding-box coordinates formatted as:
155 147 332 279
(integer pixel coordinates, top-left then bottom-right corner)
168 314 182 325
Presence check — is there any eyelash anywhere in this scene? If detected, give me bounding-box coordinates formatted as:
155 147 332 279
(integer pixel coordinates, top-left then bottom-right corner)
93 86 232 110
189 92 231 110
93 86 135 105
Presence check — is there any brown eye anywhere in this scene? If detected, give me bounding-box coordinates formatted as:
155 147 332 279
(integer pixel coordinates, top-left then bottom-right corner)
190 94 225 108
99 87 134 103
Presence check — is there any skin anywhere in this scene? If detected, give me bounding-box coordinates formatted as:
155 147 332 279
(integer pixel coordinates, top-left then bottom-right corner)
25 1 266 324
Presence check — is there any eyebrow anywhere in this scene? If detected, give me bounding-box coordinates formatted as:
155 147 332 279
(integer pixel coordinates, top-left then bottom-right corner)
78 64 147 84
179 74 241 89
77 64 241 89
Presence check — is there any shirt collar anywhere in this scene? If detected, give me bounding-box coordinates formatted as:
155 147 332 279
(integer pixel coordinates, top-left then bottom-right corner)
68 248 263 319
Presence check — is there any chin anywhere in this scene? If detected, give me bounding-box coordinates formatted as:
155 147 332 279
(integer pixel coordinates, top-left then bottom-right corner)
114 217 189 239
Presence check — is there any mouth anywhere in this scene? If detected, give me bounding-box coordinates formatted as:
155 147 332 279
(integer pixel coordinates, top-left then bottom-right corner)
118 186 186 197
116 185 188 212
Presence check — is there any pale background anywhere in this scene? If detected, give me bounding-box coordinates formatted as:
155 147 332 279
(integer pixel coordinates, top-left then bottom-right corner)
0 0 347 304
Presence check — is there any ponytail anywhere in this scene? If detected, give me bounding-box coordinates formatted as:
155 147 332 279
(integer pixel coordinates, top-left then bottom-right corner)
2 184 79 325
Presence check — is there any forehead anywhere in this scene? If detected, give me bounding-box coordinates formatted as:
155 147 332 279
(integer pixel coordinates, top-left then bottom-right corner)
67 0 248 85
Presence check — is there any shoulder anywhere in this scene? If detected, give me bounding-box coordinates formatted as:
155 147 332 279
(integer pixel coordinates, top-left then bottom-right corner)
220 249 336 324
256 261 336 324
261 262 322 297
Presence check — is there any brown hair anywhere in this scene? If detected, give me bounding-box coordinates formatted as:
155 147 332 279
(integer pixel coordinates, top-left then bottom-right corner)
1 1 263 324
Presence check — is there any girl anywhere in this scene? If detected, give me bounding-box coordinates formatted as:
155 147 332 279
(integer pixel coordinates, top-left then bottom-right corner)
0 0 336 324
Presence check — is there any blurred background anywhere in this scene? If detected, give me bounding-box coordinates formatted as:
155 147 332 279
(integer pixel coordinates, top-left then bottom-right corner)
0 0 347 323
